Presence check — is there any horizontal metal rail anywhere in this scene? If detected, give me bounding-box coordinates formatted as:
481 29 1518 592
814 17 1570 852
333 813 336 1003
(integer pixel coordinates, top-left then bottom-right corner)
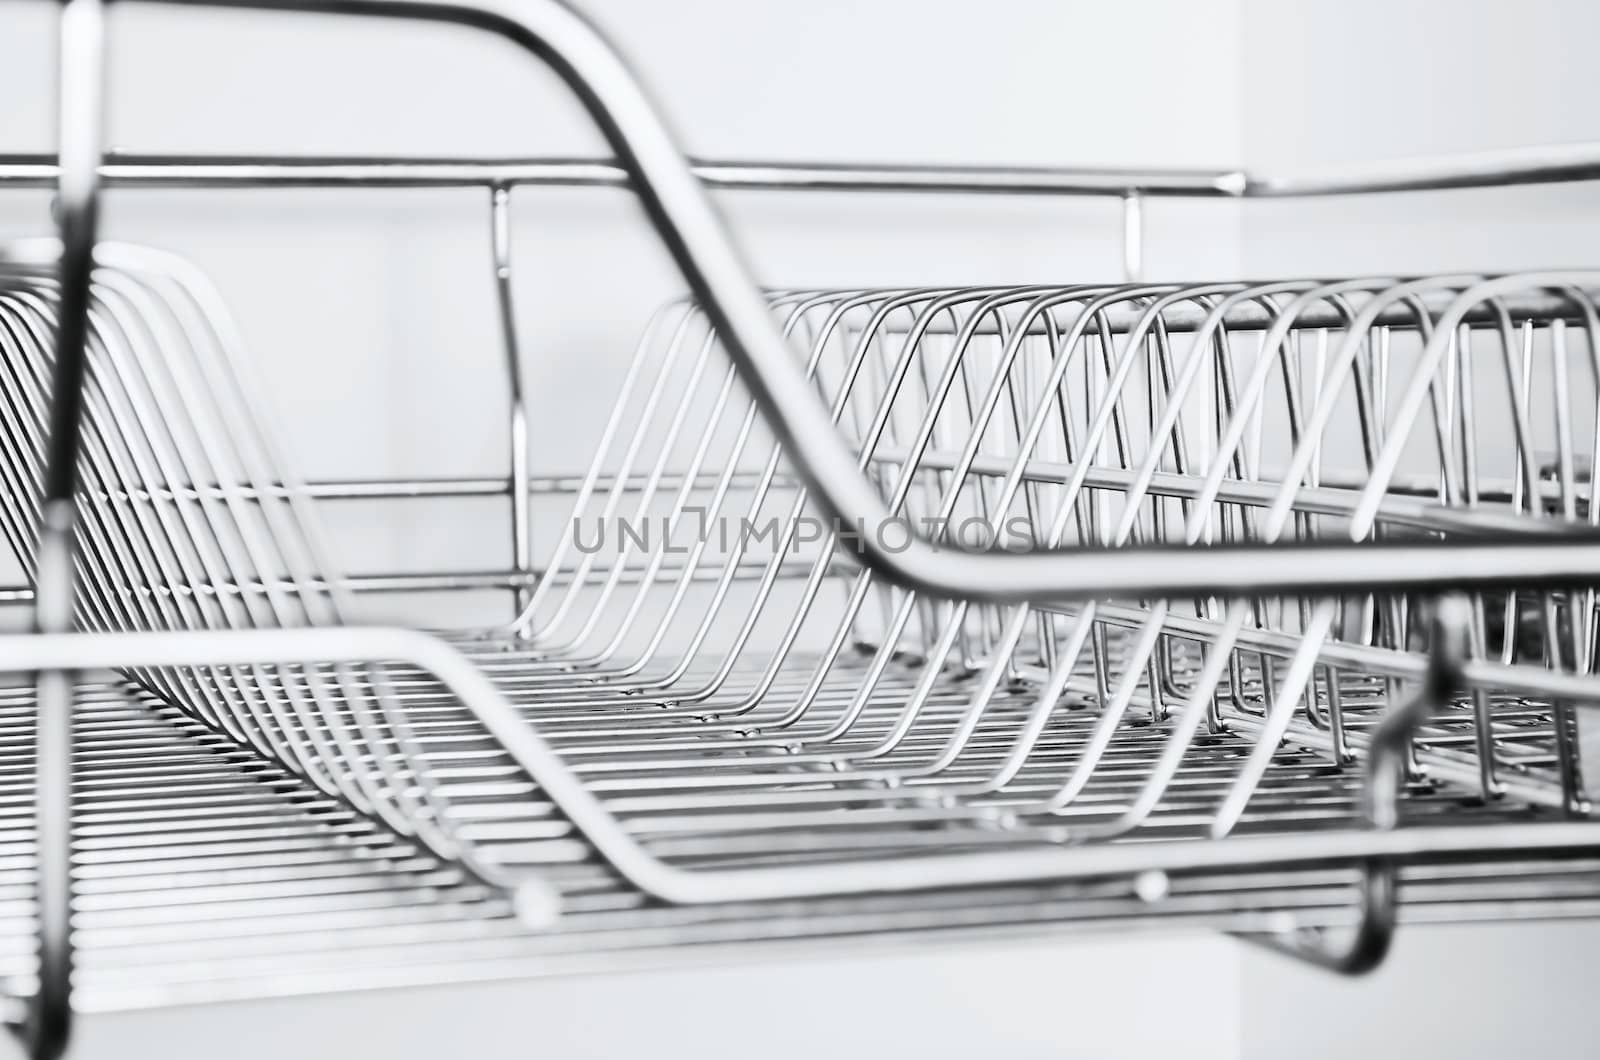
3 141 1600 197
0 557 837 605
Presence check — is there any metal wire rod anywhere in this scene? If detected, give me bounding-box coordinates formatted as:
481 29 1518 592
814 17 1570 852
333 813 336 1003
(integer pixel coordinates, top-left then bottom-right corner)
3 140 1600 196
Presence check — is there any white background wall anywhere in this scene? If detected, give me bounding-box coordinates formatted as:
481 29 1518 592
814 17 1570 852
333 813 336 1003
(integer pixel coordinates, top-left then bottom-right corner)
1241 0 1600 277
3 1 1600 1055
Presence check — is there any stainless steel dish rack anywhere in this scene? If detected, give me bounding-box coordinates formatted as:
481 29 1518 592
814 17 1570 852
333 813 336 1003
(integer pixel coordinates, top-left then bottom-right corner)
7 0 1600 1057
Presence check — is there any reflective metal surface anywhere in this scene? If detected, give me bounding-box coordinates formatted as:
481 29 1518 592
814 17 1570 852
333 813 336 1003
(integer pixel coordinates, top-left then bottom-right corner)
4 1 1600 1057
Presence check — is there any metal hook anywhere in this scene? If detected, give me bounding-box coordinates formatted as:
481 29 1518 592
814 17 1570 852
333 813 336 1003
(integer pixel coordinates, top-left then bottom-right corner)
1247 594 1470 974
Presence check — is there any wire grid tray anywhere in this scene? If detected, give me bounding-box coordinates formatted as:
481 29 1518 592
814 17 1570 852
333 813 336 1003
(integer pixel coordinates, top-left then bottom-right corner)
2 676 1599 1017
1 239 1600 956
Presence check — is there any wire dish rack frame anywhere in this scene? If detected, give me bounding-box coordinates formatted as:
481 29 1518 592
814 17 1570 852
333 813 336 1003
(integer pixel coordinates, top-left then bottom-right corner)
5 2 1600 1059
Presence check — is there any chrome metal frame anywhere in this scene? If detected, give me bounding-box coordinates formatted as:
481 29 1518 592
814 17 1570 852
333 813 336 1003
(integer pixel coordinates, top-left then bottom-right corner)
9 2 1600 1058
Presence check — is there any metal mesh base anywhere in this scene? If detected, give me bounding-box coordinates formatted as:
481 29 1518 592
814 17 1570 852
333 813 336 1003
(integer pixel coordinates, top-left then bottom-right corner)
2 652 1597 1015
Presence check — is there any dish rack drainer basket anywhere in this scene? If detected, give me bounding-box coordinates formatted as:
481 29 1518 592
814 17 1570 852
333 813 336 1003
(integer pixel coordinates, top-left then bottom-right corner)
8 1 1600 1056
